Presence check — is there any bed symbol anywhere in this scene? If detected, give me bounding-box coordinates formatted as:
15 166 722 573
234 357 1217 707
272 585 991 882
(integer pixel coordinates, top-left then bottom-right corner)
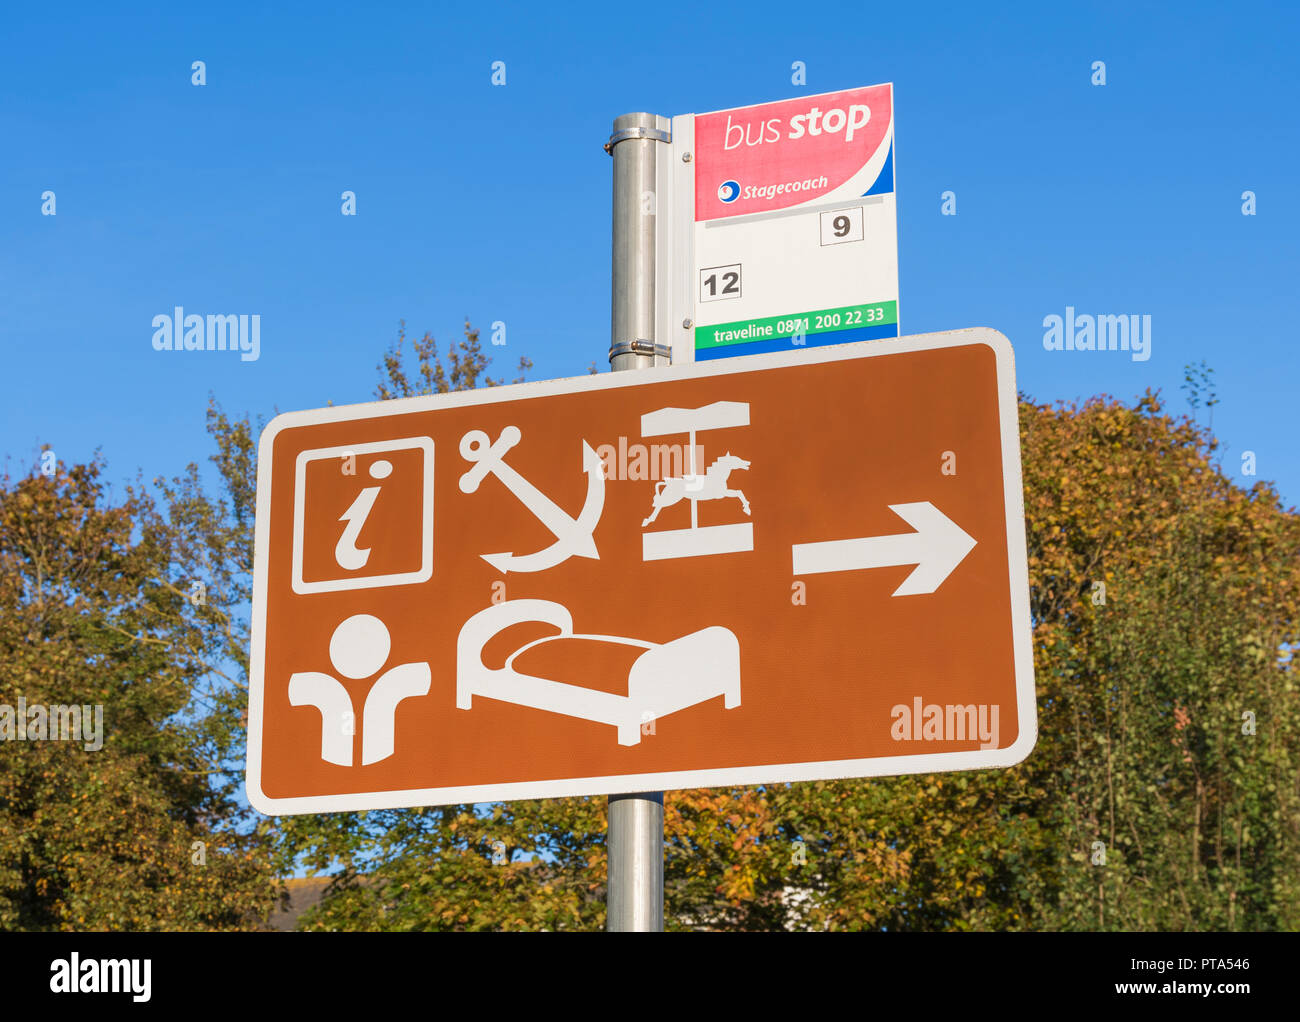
456 599 741 746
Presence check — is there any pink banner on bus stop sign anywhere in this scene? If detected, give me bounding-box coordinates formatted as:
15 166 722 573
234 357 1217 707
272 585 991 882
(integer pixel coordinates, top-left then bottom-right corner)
695 83 894 223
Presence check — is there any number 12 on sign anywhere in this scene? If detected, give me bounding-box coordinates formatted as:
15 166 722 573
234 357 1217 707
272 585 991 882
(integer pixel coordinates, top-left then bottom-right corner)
700 264 742 303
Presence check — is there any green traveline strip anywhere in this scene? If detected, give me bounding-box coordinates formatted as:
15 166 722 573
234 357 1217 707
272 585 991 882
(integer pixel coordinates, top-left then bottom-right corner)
696 301 898 349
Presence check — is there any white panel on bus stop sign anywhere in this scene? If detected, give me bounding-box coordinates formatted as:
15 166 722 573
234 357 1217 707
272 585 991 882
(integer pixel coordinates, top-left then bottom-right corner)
682 83 898 364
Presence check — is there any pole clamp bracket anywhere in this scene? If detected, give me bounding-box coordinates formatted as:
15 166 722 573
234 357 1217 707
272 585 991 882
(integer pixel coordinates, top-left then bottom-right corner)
609 339 672 362
604 126 671 155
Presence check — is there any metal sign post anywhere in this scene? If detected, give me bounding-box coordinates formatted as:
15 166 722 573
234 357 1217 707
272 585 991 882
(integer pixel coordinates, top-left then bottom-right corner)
605 111 670 933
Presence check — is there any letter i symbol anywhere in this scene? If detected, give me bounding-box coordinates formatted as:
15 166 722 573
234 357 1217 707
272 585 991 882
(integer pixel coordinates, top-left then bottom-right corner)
335 460 392 570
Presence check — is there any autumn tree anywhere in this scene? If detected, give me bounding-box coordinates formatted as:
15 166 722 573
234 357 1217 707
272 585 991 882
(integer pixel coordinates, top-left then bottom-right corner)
126 323 1300 931
1014 382 1300 930
659 385 1299 932
0 456 278 929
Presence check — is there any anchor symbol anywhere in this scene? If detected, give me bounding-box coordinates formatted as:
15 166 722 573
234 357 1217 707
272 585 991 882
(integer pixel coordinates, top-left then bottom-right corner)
459 426 605 573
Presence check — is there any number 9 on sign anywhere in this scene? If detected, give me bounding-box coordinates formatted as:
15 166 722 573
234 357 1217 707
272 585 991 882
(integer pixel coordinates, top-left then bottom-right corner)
820 206 864 246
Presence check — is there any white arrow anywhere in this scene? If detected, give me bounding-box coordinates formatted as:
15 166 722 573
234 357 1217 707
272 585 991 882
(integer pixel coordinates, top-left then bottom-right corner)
791 502 976 596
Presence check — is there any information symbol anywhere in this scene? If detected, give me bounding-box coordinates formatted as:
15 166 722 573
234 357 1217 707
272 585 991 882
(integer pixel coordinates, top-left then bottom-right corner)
291 437 435 595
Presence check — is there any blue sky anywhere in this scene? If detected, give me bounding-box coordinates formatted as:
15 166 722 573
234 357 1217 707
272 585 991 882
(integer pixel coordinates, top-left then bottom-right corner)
2 0 1297 506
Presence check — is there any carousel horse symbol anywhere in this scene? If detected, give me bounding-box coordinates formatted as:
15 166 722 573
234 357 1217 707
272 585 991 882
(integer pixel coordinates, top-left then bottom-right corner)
642 452 751 527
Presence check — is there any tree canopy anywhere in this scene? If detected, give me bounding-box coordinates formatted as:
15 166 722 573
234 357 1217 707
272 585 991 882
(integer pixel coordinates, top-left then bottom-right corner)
3 325 1296 931
0 458 276 929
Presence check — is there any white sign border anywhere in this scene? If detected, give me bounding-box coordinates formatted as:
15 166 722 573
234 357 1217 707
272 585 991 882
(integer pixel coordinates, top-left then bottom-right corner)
247 327 1036 816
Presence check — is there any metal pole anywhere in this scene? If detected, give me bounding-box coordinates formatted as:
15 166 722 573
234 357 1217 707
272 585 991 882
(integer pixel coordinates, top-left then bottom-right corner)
607 791 664 931
607 112 672 373
605 111 669 932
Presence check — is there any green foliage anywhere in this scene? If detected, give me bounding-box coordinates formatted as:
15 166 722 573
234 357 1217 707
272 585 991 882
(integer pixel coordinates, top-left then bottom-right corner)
228 370 1300 932
5 328 1297 931
286 352 1299 931
375 320 532 399
283 800 607 931
1009 390 1300 930
0 458 278 929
